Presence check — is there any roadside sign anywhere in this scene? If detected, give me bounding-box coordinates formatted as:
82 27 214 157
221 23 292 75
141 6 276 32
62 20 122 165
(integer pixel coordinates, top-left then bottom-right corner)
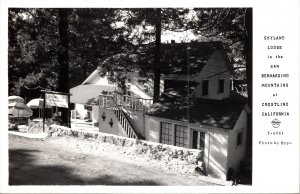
45 93 68 108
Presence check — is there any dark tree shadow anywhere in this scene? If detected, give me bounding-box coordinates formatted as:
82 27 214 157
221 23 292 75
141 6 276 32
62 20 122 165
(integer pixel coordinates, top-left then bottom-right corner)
9 149 161 185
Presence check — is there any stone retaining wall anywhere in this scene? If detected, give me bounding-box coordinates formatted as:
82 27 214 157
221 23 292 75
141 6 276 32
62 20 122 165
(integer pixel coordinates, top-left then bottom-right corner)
48 124 207 176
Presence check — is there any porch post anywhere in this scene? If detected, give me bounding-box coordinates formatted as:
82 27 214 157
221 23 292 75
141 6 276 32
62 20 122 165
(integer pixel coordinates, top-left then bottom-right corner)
74 109 77 128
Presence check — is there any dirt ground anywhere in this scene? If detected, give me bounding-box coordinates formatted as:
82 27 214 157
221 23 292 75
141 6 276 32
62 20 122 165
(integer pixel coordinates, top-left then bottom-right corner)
9 134 217 186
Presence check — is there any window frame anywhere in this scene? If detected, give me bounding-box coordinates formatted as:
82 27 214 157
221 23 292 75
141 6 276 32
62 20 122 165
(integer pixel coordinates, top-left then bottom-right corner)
175 124 188 148
160 122 173 145
192 129 206 150
236 129 244 148
202 79 209 96
218 78 225 94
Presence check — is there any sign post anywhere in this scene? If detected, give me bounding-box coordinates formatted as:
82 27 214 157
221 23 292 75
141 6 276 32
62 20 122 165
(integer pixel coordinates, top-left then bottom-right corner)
42 90 72 132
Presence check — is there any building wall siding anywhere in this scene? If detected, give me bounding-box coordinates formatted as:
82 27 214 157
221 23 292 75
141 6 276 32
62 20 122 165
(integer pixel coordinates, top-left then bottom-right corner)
193 49 231 100
97 108 128 137
226 108 248 176
144 115 230 180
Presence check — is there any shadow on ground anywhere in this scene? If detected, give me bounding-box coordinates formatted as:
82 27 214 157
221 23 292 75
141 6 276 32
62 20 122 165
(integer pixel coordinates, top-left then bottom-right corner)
9 149 161 185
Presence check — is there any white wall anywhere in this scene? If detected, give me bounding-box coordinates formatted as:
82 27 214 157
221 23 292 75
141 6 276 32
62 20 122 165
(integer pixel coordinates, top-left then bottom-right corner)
92 105 99 123
144 115 161 142
97 108 128 137
144 115 230 180
193 49 231 100
226 108 248 175
206 129 229 180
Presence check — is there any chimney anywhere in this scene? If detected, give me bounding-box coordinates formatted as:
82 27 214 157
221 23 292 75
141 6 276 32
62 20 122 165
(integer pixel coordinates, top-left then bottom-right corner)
171 40 175 44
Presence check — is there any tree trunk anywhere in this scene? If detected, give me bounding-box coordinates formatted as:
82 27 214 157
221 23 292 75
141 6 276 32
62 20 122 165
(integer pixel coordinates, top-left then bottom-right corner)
245 8 252 158
57 8 70 126
245 8 252 109
153 8 161 103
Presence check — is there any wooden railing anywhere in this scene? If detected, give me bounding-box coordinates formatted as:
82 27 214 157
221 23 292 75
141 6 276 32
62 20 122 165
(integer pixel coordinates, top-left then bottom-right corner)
112 93 153 114
99 95 139 139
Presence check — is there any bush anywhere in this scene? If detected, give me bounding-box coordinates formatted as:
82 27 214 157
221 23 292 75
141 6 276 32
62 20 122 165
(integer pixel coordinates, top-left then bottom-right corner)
9 123 18 131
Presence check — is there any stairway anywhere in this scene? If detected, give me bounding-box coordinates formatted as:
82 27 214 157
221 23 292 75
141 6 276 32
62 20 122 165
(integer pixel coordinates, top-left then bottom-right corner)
99 95 147 139
112 106 138 139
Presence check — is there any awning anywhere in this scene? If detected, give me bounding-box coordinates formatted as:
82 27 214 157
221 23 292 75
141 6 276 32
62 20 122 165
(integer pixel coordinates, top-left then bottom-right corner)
70 84 114 105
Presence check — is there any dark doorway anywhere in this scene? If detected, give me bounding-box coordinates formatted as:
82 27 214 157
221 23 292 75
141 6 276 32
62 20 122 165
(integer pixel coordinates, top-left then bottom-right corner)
192 130 205 150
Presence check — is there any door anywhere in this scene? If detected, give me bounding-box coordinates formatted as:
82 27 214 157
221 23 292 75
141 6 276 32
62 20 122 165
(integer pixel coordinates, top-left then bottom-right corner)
192 130 205 150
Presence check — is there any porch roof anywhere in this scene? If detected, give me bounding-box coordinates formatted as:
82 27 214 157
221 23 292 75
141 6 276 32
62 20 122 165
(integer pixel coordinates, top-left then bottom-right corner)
147 93 248 129
70 84 112 105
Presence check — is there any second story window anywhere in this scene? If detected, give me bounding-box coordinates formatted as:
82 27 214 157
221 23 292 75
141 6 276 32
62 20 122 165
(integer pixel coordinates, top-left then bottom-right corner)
202 80 209 96
218 78 225 94
236 131 243 147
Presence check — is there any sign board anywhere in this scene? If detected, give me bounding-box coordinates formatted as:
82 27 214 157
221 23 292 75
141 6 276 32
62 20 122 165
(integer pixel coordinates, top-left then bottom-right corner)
45 93 68 108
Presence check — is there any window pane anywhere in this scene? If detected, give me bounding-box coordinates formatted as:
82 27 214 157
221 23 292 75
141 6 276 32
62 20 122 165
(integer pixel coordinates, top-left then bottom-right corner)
161 122 172 145
202 80 209 96
237 132 243 146
184 133 187 138
175 125 188 148
184 138 188 144
219 79 225 93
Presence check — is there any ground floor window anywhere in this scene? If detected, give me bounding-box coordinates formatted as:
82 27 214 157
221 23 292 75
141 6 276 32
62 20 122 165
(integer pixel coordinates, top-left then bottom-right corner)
160 122 205 149
160 122 172 145
175 124 188 148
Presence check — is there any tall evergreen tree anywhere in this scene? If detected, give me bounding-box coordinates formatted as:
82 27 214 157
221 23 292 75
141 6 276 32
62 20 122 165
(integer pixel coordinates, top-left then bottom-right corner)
9 8 251 103
57 8 70 125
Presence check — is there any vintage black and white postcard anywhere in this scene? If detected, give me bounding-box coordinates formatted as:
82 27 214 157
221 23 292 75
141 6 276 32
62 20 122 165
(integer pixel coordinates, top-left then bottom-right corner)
0 0 299 193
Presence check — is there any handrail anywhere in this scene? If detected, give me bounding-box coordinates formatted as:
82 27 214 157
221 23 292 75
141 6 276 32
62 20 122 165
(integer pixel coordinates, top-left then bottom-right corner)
112 93 153 114
121 94 153 101
99 95 139 139
110 96 139 139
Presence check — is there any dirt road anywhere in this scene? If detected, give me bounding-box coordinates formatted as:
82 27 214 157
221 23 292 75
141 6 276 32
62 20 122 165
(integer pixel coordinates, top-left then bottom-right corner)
9 134 216 186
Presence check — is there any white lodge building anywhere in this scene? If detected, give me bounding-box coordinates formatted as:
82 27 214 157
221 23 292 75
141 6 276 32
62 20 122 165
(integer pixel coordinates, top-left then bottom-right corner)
70 41 250 180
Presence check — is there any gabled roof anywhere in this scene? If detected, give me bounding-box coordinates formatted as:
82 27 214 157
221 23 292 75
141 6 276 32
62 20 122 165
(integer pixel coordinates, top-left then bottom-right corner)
147 92 248 129
70 85 112 105
81 41 229 83
82 69 101 85
160 41 228 75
